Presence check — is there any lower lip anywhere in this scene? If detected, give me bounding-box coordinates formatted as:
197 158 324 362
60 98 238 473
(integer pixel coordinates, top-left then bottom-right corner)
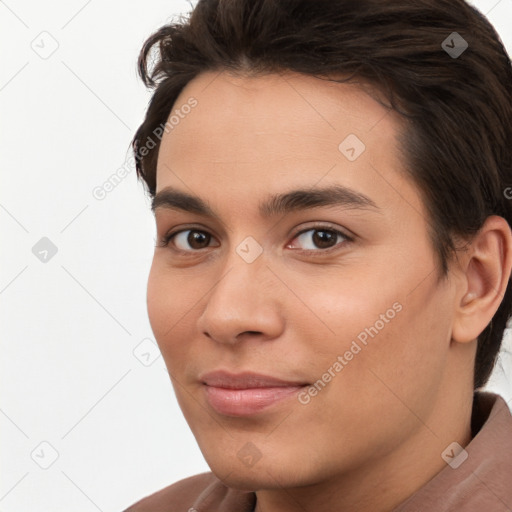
204 385 307 416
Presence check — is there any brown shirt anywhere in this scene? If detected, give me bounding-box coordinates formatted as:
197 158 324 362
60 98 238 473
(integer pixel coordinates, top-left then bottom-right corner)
123 391 512 511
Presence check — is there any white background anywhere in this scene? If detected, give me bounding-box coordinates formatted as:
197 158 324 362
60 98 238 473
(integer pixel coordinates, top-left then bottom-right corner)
1 1 511 510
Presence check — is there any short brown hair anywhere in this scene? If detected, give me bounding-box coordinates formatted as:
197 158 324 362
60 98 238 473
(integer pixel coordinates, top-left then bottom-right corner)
132 0 512 389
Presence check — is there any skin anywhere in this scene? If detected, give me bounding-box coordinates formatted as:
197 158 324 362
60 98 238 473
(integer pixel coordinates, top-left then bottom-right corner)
147 70 512 512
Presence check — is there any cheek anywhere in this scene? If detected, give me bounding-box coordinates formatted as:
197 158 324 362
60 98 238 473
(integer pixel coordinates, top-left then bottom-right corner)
305 259 453 398
325 277 453 422
146 262 198 365
146 263 171 340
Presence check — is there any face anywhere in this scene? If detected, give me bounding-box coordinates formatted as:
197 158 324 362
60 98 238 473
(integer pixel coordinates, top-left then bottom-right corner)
147 70 458 490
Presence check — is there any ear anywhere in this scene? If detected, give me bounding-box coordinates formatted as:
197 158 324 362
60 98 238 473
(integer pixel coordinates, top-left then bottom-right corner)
451 215 512 344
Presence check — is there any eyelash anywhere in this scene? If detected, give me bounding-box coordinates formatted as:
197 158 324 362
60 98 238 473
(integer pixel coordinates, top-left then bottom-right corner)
156 224 353 256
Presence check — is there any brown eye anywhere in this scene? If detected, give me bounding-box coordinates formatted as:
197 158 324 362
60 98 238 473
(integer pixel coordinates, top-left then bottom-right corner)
289 227 350 252
160 229 218 251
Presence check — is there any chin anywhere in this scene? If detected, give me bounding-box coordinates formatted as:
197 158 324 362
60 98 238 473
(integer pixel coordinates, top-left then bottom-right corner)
206 452 318 492
214 467 302 492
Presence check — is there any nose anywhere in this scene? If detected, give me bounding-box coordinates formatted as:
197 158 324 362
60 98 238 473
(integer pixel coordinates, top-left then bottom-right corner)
196 254 285 346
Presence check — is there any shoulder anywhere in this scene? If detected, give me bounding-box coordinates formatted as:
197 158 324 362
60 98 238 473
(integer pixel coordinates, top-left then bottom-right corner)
122 471 256 512
395 391 512 511
122 472 219 511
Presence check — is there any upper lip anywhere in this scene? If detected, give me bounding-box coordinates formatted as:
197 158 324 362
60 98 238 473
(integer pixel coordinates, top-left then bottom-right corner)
201 370 309 389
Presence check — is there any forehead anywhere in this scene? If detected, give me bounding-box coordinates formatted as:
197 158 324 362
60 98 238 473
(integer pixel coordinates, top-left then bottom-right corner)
155 70 425 220
159 70 394 157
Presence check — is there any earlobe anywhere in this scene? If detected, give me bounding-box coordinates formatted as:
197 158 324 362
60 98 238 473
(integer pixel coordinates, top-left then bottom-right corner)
451 215 512 344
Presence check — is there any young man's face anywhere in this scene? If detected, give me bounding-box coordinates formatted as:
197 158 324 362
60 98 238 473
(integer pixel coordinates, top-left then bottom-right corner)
147 71 467 489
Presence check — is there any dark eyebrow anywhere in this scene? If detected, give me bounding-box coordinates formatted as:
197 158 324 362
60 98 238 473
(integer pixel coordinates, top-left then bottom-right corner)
151 184 379 218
